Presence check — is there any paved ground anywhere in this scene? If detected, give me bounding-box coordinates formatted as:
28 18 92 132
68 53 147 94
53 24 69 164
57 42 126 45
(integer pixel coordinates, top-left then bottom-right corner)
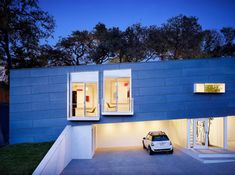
62 147 235 175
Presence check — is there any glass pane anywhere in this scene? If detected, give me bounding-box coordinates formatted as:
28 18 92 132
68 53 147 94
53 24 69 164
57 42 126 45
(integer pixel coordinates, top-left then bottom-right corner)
85 83 98 117
117 78 130 112
195 121 206 146
152 135 169 141
72 83 85 117
104 78 117 112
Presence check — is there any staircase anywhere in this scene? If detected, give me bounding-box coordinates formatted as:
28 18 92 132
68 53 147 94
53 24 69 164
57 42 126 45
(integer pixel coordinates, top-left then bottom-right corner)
189 119 194 148
184 119 235 163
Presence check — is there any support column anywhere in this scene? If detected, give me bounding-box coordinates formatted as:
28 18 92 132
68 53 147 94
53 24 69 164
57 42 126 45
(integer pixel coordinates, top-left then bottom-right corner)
223 117 228 149
187 119 191 149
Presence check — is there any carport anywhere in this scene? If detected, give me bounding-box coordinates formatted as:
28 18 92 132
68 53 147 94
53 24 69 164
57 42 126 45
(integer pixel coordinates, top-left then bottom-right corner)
33 117 235 174
94 119 188 150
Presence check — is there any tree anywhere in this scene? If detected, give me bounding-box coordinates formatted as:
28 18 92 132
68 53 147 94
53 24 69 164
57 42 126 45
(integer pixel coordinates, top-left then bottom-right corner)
122 24 148 62
55 30 92 65
161 15 203 59
13 44 49 68
201 29 223 57
41 45 70 66
146 26 168 60
89 23 111 64
221 27 235 45
220 27 235 57
106 27 125 63
0 0 55 82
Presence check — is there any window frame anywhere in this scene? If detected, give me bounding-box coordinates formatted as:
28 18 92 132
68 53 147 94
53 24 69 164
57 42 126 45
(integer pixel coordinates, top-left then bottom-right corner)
194 83 225 93
102 69 133 115
67 71 100 121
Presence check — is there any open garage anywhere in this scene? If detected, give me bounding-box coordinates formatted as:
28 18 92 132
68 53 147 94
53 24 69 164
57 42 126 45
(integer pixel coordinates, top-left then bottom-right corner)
93 116 235 151
94 119 188 150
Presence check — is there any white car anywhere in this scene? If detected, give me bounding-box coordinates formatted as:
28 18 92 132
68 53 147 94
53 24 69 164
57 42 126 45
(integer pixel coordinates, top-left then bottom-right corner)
142 131 173 155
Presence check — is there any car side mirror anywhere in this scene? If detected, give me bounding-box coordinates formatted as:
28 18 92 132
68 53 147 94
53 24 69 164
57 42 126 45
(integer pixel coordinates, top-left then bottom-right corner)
143 137 146 140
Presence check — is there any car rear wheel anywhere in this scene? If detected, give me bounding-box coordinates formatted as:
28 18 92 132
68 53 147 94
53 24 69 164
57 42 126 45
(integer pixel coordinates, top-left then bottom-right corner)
148 146 153 155
142 141 146 149
169 149 173 154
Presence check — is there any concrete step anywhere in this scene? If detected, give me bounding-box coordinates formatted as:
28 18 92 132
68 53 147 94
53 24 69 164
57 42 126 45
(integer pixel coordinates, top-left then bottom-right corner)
198 153 235 158
181 148 235 164
201 157 235 164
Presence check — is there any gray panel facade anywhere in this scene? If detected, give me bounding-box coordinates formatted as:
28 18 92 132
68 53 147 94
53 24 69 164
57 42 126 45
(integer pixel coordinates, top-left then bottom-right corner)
10 58 235 143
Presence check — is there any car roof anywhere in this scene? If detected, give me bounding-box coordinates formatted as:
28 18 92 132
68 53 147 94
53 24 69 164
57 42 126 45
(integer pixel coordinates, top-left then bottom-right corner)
148 131 166 136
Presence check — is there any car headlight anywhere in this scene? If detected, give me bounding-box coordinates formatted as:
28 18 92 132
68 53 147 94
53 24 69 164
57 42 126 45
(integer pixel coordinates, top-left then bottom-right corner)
151 143 154 146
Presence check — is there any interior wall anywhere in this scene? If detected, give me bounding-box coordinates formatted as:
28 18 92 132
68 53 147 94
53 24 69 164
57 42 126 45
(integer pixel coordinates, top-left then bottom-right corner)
104 79 111 103
96 120 170 148
209 117 223 148
228 116 235 141
167 119 188 148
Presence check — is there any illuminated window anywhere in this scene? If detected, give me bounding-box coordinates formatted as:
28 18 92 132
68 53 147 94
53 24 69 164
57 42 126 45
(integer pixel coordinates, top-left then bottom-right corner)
103 69 133 115
68 72 99 120
194 83 225 93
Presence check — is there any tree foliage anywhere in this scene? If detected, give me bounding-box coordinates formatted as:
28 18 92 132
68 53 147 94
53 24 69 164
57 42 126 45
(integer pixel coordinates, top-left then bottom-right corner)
161 15 203 59
0 0 55 81
50 15 235 66
55 30 92 65
0 0 235 84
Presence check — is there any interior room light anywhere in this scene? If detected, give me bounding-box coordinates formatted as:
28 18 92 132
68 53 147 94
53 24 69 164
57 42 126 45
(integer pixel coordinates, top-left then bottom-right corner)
194 83 225 93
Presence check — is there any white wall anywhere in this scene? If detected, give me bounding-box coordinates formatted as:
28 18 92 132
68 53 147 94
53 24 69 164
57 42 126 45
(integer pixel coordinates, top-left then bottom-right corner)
71 125 94 159
228 116 235 141
33 126 72 175
96 120 169 148
209 117 223 148
167 119 188 148
34 125 95 175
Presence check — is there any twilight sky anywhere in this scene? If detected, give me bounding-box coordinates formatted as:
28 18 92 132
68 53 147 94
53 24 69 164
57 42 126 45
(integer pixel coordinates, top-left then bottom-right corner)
39 0 235 45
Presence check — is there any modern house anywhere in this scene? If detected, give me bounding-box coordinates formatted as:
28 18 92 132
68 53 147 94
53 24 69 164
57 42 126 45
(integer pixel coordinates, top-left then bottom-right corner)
10 58 235 172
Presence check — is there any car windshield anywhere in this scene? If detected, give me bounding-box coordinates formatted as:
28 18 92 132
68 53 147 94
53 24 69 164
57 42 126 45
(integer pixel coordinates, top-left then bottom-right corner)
152 135 169 141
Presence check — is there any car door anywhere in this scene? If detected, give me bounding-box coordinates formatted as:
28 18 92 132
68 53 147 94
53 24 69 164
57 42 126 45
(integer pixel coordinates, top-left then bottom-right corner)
143 134 149 147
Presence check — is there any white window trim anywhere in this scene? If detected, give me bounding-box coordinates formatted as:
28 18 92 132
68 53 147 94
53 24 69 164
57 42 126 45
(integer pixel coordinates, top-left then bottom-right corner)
67 71 100 121
102 69 134 115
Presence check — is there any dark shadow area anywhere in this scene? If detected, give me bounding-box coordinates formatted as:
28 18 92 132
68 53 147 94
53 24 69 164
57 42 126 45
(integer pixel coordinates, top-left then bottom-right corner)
0 103 9 146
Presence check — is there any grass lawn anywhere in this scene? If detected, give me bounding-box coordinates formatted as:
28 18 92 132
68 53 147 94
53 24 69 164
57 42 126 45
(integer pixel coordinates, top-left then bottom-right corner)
0 142 53 175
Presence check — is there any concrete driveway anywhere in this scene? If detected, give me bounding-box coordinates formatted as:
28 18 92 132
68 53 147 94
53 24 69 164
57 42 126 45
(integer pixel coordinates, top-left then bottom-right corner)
61 147 235 175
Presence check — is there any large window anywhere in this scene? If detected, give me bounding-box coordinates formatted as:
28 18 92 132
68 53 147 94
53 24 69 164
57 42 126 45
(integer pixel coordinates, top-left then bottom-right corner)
103 69 133 115
68 71 99 120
